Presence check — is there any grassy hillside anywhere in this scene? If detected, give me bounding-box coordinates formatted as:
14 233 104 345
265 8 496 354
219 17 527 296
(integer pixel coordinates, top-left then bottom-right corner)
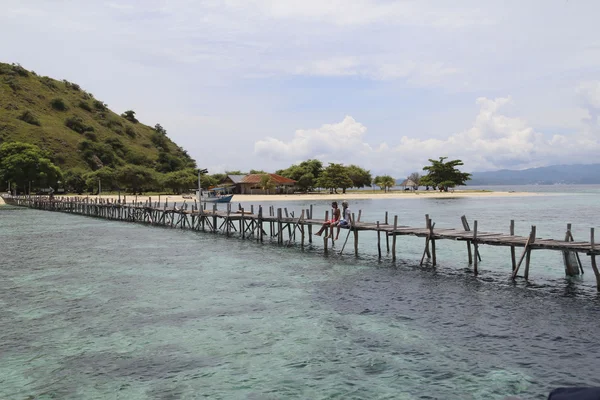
0 62 195 177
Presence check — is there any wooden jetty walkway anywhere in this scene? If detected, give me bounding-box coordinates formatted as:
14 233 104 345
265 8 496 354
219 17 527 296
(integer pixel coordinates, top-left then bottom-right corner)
3 194 600 291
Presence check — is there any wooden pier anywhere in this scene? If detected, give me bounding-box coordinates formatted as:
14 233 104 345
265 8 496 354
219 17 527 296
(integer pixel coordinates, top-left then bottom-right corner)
3 194 600 291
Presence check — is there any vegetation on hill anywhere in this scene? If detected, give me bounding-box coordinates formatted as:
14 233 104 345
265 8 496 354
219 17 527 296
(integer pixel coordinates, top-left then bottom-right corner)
0 62 197 193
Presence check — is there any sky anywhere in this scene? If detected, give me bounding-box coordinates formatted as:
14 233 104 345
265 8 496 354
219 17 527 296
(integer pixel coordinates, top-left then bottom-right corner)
2 0 600 177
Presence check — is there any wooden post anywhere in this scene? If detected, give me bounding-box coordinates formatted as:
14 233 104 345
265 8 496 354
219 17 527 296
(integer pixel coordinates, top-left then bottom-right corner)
284 208 291 241
277 208 283 244
376 221 382 260
385 212 390 253
353 212 359 256
258 205 264 242
424 214 431 258
241 208 245 239
300 209 305 247
563 223 574 275
524 226 536 280
323 210 329 252
430 220 436 267
212 204 217 233
308 205 313 243
563 223 583 276
270 206 275 237
200 203 205 231
510 220 516 271
392 215 398 261
590 228 600 291
473 220 479 275
226 204 232 236
461 215 472 264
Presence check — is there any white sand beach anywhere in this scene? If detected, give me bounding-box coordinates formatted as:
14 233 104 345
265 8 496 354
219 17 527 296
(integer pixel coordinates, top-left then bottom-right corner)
231 190 539 202
45 190 539 205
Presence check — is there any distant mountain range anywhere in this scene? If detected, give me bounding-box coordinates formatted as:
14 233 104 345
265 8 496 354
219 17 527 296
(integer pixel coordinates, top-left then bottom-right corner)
468 164 600 185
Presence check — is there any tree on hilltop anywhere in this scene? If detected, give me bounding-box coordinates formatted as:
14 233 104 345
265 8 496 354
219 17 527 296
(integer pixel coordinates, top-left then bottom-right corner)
121 110 138 123
154 123 167 135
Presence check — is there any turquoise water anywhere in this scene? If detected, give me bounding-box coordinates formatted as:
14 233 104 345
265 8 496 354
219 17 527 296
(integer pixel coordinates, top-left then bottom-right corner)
2 188 600 399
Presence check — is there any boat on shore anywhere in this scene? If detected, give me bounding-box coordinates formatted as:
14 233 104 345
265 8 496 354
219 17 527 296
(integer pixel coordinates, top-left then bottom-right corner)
197 188 233 203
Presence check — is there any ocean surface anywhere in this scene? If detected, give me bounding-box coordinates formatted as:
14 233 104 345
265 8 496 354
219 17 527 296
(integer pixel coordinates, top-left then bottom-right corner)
2 185 600 399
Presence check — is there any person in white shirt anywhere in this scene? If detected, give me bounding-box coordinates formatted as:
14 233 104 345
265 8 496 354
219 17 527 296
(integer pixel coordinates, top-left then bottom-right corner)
335 201 351 240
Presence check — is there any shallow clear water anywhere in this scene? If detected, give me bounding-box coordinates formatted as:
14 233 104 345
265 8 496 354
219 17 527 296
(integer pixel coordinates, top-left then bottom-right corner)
2 189 600 399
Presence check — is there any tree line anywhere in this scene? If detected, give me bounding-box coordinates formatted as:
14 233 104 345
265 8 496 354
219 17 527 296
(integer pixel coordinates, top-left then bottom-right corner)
1 141 471 195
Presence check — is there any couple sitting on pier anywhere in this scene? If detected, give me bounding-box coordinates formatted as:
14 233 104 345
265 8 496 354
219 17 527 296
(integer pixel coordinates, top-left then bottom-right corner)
315 201 351 240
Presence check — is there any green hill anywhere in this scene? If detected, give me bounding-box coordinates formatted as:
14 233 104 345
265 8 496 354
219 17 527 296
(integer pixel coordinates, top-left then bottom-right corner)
0 62 197 193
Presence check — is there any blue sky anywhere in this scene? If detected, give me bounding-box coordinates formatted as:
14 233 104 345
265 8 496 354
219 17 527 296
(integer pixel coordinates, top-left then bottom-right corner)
2 0 600 176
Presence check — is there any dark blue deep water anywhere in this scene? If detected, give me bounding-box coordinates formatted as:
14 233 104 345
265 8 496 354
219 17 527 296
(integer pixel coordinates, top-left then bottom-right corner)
2 187 600 399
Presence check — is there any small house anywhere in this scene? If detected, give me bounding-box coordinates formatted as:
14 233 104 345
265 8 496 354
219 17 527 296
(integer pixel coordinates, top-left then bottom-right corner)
237 173 296 194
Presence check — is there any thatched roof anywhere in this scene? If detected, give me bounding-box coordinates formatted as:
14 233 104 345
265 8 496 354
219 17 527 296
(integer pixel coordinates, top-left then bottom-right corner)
400 179 417 187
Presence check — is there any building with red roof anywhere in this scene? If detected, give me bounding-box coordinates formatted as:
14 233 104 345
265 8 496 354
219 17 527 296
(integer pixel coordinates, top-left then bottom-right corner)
223 173 296 194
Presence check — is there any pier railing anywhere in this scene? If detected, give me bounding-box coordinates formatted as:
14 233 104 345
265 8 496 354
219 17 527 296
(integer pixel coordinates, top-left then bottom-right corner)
3 194 600 291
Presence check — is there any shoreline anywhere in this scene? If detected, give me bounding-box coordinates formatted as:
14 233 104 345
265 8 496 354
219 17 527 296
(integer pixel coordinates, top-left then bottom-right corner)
28 190 541 204
232 191 540 202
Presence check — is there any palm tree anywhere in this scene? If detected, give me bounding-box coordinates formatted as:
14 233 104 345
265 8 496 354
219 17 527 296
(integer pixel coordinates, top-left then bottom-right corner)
374 175 396 192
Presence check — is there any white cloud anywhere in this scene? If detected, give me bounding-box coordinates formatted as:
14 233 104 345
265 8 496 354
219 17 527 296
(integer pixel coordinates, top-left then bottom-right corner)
255 94 600 175
255 116 372 162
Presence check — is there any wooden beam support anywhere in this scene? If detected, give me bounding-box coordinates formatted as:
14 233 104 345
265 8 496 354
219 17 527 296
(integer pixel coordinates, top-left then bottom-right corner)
430 221 437 267
376 221 382 260
510 220 516 271
392 215 398 261
524 225 536 280
473 220 479 275
590 228 600 291
353 212 359 257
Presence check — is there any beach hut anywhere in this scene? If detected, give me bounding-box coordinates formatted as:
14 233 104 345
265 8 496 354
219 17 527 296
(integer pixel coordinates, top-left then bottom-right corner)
400 178 418 191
